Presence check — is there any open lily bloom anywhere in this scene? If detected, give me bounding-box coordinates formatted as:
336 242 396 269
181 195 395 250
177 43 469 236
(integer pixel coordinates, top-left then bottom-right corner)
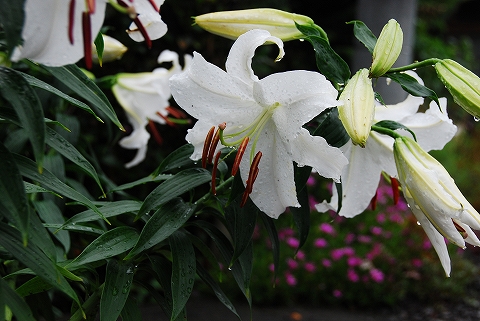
170 29 348 218
394 136 480 276
316 73 457 218
125 0 168 43
113 50 190 168
11 0 106 66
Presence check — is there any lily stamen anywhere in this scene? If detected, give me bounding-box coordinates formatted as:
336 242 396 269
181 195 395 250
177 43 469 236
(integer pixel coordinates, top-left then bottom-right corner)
231 136 249 176
240 151 262 207
207 127 221 164
68 0 76 44
132 16 152 49
148 120 163 145
82 11 93 69
370 191 378 211
148 0 159 12
391 177 400 205
211 151 222 195
202 126 215 168
87 0 96 13
453 220 468 239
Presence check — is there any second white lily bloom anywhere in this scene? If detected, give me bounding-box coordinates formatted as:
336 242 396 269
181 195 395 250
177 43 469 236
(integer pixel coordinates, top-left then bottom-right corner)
170 29 348 218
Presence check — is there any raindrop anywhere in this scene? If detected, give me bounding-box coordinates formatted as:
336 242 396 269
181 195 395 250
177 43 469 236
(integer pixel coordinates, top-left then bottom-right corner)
474 117 480 122
112 287 119 296
416 221 421 226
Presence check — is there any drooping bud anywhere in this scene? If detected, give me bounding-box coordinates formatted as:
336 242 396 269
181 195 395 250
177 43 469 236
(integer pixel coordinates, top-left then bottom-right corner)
369 19 403 78
92 35 128 65
435 59 480 119
338 68 375 147
194 8 314 41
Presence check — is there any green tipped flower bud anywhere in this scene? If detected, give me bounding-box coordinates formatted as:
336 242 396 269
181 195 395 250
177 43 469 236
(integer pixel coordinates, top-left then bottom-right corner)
338 68 375 147
194 9 314 41
370 19 403 78
435 59 480 119
92 35 128 65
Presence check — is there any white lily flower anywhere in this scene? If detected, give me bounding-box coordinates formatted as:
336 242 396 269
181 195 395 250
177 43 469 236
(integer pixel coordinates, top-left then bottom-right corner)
113 50 190 168
92 34 128 64
394 136 480 276
316 72 457 218
125 0 168 43
11 0 107 67
169 29 348 218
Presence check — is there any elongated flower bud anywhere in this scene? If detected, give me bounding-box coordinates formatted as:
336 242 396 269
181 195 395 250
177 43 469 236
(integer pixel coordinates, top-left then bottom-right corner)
194 8 314 41
338 68 375 147
435 59 480 119
370 19 403 78
92 35 128 64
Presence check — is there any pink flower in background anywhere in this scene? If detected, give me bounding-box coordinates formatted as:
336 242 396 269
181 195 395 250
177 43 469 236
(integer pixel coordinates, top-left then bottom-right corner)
366 243 382 260
285 272 297 286
422 239 432 250
347 269 360 282
358 235 372 243
322 259 332 268
333 289 343 298
347 256 362 267
314 238 328 248
331 248 344 261
389 211 404 224
319 222 336 235
411 258 423 268
287 258 299 270
371 226 383 235
344 233 355 244
286 237 300 249
376 212 386 224
304 262 316 272
370 268 385 283
307 176 316 186
296 250 306 260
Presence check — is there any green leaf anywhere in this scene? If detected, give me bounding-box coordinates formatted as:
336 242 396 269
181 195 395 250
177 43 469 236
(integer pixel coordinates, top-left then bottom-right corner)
108 174 171 194
0 277 36 321
169 230 196 321
0 67 45 170
313 108 350 148
19 72 102 121
41 64 124 130
44 223 104 235
24 182 61 196
62 200 141 226
385 72 440 106
14 153 108 223
33 200 70 253
347 20 377 53
225 198 257 266
120 294 142 321
152 144 195 176
94 32 105 66
136 168 211 220
374 120 418 141
290 186 310 252
15 276 52 297
28 210 57 261
304 36 351 85
67 227 138 268
45 127 104 195
0 223 81 308
0 0 25 55
100 259 135 321
295 22 328 40
195 262 240 320
125 199 195 259
0 142 29 244
259 214 279 280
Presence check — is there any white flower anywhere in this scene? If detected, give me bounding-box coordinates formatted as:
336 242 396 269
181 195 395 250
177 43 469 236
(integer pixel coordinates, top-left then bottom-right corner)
125 0 168 43
11 0 107 66
112 50 190 168
169 29 348 218
394 136 480 276
92 34 128 64
316 72 457 218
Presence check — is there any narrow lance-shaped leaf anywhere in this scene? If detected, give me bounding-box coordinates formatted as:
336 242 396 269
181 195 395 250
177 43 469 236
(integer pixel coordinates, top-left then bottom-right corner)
386 71 440 106
290 185 310 252
0 142 29 245
0 277 36 321
42 64 124 130
347 20 377 53
45 127 105 195
260 214 279 280
169 230 196 321
100 259 135 321
63 200 142 226
152 144 195 176
0 67 45 171
0 0 25 54
94 32 105 66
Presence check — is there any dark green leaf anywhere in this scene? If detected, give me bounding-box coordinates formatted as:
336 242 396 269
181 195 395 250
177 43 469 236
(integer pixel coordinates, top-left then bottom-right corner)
125 199 196 259
42 64 124 130
44 223 104 235
386 72 440 106
108 174 171 193
152 144 195 176
374 120 417 141
120 294 142 321
0 0 25 55
63 200 141 226
0 67 44 170
290 186 310 252
169 230 196 321
259 214 279 280
295 22 328 40
136 168 211 220
227 172 246 205
15 276 52 297
313 108 350 148
100 259 135 321
24 182 61 196
14 153 108 223
28 209 57 261
304 36 350 85
94 32 104 66
0 277 36 321
347 20 377 53
33 200 70 253
375 92 386 106
0 142 29 244
19 72 102 121
67 227 138 268
0 223 81 307
45 127 104 195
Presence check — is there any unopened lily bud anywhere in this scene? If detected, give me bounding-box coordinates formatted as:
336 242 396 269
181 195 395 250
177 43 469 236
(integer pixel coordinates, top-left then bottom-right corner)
194 9 314 41
92 35 128 64
435 59 480 119
338 68 375 147
370 19 403 78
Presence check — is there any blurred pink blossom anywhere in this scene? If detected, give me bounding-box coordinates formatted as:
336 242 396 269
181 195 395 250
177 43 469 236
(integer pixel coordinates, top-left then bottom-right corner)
347 268 360 282
333 289 343 298
370 268 385 283
411 258 423 268
344 233 355 244
347 256 362 267
314 238 328 248
287 258 299 270
322 259 332 268
319 222 336 235
285 272 297 286
304 262 316 272
286 237 300 249
371 226 383 236
296 250 306 260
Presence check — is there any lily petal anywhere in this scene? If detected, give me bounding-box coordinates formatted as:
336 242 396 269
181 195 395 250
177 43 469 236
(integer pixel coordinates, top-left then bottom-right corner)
127 0 167 42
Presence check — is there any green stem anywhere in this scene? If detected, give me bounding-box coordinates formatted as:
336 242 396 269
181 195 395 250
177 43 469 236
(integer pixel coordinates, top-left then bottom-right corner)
387 58 442 73
194 175 235 206
371 125 403 139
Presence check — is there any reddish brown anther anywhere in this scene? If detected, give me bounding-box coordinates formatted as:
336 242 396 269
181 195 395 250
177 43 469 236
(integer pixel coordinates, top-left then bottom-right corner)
218 122 226 130
211 151 222 195
207 128 221 164
87 0 96 13
370 191 378 211
148 0 159 12
156 111 176 127
148 120 163 145
68 0 76 44
132 16 152 49
453 219 468 239
82 11 92 69
165 106 187 119
231 137 249 177
240 151 262 207
391 177 400 205
202 126 215 168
